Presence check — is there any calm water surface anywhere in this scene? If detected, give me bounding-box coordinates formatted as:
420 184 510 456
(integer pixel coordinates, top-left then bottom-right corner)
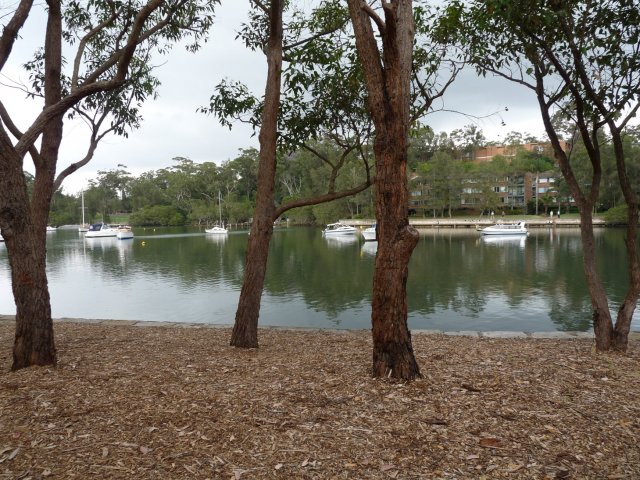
0 226 636 332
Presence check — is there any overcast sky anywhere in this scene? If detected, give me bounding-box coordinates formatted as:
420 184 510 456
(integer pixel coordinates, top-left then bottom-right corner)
4 0 548 195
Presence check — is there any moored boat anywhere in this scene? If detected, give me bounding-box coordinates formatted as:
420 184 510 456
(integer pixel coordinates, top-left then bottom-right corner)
85 223 118 238
205 225 228 235
323 222 356 236
116 226 134 240
478 221 528 236
205 191 228 235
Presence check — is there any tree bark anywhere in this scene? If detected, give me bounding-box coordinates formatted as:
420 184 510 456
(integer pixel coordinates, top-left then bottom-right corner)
348 0 421 380
577 207 614 350
610 126 640 352
230 0 283 348
0 0 63 369
0 149 57 370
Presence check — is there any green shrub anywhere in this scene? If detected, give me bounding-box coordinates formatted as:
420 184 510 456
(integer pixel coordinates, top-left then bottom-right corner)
130 205 186 226
604 204 628 224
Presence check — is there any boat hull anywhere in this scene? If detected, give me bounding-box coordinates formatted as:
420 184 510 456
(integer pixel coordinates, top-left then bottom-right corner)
205 227 228 235
117 230 134 240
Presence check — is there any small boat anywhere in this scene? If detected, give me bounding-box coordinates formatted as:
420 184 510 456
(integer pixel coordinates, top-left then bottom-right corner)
116 226 134 240
85 223 118 238
322 222 357 236
46 225 57 232
205 225 228 235
478 221 528 236
205 191 228 235
362 225 377 241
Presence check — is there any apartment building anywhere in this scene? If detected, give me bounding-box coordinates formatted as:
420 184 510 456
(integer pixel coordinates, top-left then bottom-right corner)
409 142 566 214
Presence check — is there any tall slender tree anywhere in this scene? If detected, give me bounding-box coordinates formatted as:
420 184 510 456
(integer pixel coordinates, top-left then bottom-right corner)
347 0 421 379
204 0 374 348
0 0 217 370
456 0 640 351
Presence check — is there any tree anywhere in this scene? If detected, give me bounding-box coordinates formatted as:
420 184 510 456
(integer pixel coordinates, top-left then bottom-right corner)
204 0 374 348
0 0 216 370
347 0 421 379
457 0 640 351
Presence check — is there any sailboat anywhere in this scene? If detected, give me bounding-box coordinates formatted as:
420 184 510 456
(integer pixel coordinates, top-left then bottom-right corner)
78 189 89 232
205 191 228 235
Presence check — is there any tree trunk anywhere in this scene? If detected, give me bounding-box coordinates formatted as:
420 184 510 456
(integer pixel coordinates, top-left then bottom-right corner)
10 231 56 370
348 0 421 380
230 0 282 348
1 0 63 369
577 207 614 350
371 139 420 378
610 127 640 352
0 154 57 370
230 212 275 348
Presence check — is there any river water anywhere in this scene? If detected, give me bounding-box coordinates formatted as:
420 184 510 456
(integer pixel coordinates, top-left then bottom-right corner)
0 226 636 332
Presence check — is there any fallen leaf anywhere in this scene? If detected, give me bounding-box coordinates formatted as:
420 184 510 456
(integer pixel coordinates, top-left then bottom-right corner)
479 438 502 448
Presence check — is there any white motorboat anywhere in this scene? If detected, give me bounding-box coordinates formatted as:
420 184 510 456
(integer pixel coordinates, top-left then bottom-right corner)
46 225 57 232
85 223 118 238
116 226 134 240
322 222 357 236
206 191 228 235
478 221 528 236
362 225 377 241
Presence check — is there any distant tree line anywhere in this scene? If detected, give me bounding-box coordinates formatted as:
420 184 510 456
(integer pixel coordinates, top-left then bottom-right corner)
48 125 640 227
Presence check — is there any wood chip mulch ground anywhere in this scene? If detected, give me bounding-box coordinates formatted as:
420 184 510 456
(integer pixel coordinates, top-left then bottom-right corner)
0 322 639 479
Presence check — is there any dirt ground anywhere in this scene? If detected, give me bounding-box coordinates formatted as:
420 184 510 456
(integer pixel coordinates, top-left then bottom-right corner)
0 320 639 479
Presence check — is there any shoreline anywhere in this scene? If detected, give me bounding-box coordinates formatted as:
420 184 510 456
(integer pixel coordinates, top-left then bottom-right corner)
1 314 638 339
342 217 607 229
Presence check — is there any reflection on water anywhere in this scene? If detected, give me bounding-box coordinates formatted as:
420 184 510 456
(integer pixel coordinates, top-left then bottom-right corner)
323 235 359 247
0 226 637 332
480 235 527 248
361 242 378 256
